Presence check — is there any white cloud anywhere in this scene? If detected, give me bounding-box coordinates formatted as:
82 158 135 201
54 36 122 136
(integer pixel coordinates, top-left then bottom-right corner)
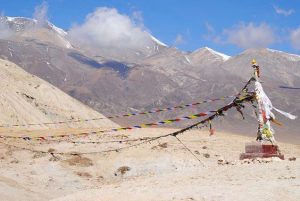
290 27 300 50
132 10 143 26
203 22 223 44
68 7 152 50
174 34 185 45
0 14 14 39
274 5 295 16
33 1 48 26
203 22 215 40
0 20 13 39
224 22 276 49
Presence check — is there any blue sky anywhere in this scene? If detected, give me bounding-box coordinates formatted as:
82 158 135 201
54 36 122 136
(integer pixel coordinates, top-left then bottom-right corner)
1 0 300 55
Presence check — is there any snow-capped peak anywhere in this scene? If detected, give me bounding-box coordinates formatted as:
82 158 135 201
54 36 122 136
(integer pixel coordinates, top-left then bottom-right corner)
203 47 231 61
4 16 67 36
3 16 72 49
6 16 37 22
266 48 300 61
193 47 231 61
266 48 300 57
6 16 15 21
150 35 167 47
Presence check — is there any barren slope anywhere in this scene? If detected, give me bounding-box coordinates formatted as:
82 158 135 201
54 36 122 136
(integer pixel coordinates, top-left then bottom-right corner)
0 58 117 129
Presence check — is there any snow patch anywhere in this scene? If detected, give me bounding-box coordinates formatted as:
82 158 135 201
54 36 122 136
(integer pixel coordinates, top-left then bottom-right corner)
6 16 37 23
204 47 231 61
266 48 300 61
6 17 15 22
150 35 167 47
46 22 72 48
48 23 67 36
56 34 72 48
193 47 231 61
266 48 282 53
184 56 192 64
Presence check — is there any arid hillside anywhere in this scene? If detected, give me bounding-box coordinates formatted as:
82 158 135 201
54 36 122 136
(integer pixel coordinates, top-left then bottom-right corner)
0 58 117 129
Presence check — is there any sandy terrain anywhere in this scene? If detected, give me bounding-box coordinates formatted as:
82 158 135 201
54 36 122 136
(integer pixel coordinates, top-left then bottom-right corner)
0 128 299 201
0 59 117 129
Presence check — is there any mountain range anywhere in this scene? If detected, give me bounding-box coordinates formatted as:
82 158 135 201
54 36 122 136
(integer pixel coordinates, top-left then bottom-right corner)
0 16 299 142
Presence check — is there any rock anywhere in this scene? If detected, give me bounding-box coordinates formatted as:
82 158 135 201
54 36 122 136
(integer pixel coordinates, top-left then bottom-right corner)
64 156 93 167
116 166 131 175
33 152 47 159
10 158 19 164
241 159 250 164
75 171 92 178
97 176 104 181
151 142 168 150
49 154 61 162
217 157 225 165
288 157 296 161
203 153 210 158
262 158 272 163
158 142 168 148
47 148 56 153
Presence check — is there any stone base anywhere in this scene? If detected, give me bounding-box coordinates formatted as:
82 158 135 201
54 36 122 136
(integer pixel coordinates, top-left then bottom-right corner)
240 142 284 160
